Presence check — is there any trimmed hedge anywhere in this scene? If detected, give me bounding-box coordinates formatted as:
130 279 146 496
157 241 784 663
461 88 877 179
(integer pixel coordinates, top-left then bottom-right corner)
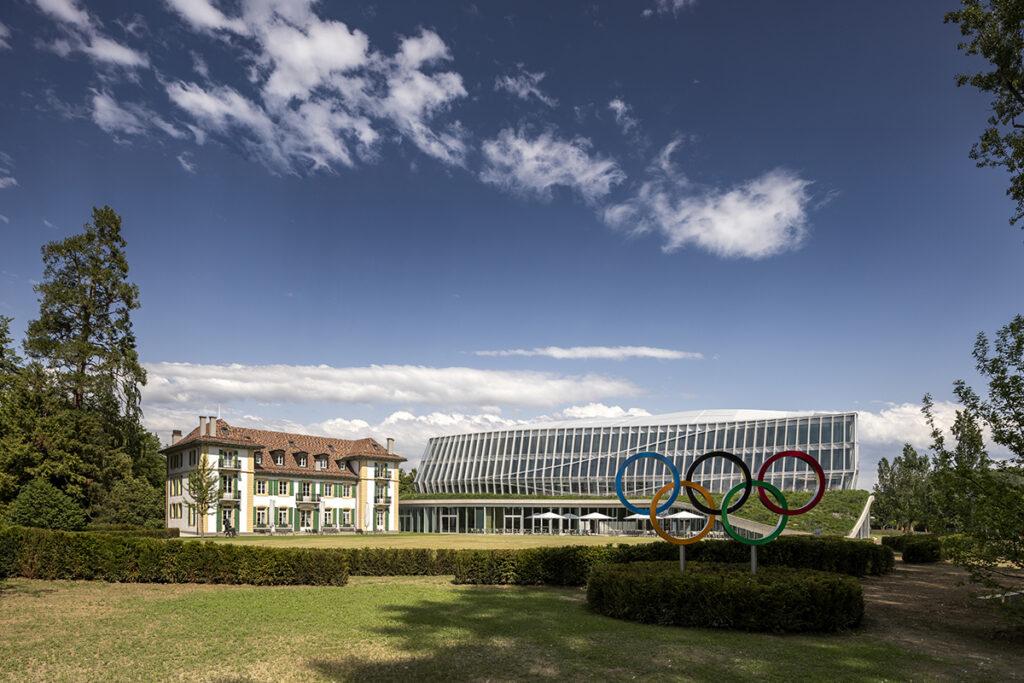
0 527 347 585
902 536 942 564
880 534 936 553
85 525 181 538
453 537 893 586
339 548 462 576
587 561 864 633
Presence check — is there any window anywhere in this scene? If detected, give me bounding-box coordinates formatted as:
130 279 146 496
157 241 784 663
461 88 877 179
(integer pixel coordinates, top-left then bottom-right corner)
342 510 352 526
322 482 333 497
256 479 267 495
277 508 289 527
255 453 262 466
376 510 385 529
255 508 267 527
316 456 328 471
221 476 234 494
300 510 312 528
298 454 308 467
274 452 285 466
189 450 197 466
301 482 312 498
188 506 196 526
279 480 289 496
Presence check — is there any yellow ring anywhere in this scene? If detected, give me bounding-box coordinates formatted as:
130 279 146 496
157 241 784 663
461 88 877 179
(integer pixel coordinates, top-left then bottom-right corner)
649 480 716 546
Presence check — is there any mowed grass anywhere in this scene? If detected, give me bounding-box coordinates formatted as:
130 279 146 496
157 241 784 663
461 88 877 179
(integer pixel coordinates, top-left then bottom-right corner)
0 576 951 682
203 532 661 549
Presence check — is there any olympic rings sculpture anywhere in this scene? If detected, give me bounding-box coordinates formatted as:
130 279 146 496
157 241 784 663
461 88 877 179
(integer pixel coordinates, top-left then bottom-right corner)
614 450 826 546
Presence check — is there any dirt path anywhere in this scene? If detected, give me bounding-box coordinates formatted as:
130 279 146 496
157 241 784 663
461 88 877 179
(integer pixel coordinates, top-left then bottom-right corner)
861 561 1024 680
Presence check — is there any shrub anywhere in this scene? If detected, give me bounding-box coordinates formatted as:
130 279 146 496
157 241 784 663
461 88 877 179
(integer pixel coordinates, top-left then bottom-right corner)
453 537 893 586
0 527 348 585
89 478 165 529
880 534 937 553
85 525 181 538
5 479 86 531
902 536 942 563
586 561 864 633
339 547 463 576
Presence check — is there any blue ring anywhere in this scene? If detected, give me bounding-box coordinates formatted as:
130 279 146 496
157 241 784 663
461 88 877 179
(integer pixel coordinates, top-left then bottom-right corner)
615 452 680 515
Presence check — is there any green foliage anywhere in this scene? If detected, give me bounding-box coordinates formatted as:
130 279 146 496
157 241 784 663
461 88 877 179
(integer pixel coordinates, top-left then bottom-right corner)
85 525 180 538
90 477 165 529
339 547 461 575
186 455 219 536
902 537 943 563
0 526 348 585
874 444 931 531
714 488 869 535
586 561 864 633
5 479 85 530
452 537 893 585
398 467 417 496
946 1 1024 226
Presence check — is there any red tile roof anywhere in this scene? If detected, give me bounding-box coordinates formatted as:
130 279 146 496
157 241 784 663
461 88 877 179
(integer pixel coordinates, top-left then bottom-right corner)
161 419 405 479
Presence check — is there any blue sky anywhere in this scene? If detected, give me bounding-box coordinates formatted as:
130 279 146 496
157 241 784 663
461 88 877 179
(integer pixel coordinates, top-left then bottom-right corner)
0 1 1020 484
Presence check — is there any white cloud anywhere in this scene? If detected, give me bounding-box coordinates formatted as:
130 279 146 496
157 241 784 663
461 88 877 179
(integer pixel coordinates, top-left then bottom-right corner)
0 22 11 50
90 91 185 140
475 345 703 361
607 98 638 134
495 67 557 107
857 401 960 447
644 0 698 16
603 137 813 258
557 403 651 420
0 215 9 224
0 177 17 190
481 129 625 204
163 4 467 171
33 0 148 68
142 361 639 408
177 152 197 173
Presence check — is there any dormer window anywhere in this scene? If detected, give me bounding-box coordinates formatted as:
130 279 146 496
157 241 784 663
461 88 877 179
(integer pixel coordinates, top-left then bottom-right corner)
315 455 329 471
273 452 284 466
298 454 307 467
255 453 262 466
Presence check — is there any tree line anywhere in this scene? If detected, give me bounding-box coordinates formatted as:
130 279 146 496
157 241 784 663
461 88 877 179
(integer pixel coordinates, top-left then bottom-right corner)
0 207 165 529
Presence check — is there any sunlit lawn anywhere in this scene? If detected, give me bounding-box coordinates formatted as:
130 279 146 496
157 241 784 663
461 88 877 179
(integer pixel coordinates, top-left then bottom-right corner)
0 576 950 682
201 532 661 549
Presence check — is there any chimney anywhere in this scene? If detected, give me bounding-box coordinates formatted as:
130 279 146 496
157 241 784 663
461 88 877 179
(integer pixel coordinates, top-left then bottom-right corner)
171 429 182 445
198 416 207 435
209 418 217 437
386 437 394 454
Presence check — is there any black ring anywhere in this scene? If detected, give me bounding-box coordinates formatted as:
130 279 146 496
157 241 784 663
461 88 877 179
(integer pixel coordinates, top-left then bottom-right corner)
685 451 752 515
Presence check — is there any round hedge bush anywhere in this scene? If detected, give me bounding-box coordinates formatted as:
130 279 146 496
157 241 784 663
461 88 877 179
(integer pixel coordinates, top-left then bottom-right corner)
586 561 863 633
901 537 942 564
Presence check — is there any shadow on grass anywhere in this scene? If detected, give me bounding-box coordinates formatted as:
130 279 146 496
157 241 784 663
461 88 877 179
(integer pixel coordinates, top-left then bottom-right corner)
0 580 56 598
302 584 921 681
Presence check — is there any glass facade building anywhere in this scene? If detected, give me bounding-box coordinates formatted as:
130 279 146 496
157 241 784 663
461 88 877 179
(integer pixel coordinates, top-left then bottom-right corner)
415 410 858 496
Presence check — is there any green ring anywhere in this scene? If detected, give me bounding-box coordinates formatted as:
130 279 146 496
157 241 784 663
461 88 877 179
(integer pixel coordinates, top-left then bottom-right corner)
720 479 788 546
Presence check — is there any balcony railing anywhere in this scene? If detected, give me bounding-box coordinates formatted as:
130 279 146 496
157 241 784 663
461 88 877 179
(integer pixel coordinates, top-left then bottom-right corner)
221 489 241 501
374 496 392 505
219 458 241 469
295 493 320 504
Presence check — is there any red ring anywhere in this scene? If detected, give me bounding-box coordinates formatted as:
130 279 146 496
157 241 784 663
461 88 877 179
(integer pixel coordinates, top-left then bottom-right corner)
756 450 825 515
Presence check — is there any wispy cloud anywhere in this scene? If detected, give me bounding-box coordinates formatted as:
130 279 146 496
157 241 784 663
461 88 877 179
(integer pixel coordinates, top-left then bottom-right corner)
177 152 197 173
0 22 11 50
32 0 148 68
90 90 185 140
475 345 702 361
142 361 639 408
495 66 557 107
481 129 625 204
603 137 813 258
607 98 639 134
643 0 699 17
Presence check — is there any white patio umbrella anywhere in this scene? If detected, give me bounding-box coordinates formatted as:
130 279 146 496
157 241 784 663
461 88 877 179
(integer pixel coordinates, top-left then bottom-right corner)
624 512 653 520
663 510 704 520
527 511 565 520
562 512 581 520
579 512 613 520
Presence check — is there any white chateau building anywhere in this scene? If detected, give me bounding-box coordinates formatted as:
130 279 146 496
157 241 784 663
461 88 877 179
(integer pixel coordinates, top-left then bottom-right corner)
163 417 404 535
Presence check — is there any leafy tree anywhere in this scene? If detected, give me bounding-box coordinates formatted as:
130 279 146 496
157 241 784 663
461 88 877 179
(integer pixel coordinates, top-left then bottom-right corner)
954 314 1024 459
946 0 1024 226
924 399 991 533
5 478 86 530
187 455 219 536
24 205 145 416
399 467 418 496
873 443 931 531
91 477 164 529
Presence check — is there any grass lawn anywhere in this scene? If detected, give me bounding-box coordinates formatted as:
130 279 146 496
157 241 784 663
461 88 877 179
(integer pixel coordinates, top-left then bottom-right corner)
0 575 965 682
202 532 661 549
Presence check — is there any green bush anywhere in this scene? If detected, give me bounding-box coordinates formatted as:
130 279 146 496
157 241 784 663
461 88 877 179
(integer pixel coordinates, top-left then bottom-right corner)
880 534 937 553
0 527 348 585
85 525 181 538
338 547 463 576
587 561 864 633
5 479 86 531
902 536 942 563
453 537 893 586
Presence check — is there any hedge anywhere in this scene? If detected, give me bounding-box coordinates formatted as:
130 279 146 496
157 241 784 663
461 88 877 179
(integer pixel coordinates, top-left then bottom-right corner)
0 527 347 585
339 547 462 575
901 536 942 564
453 537 893 586
880 534 936 553
587 561 864 633
85 525 181 538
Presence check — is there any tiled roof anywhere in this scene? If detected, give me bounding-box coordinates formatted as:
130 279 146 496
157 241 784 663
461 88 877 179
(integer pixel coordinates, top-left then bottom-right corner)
162 419 405 480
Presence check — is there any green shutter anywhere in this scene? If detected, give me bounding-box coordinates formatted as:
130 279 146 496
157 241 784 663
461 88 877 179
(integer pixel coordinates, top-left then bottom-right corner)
292 507 299 531
313 509 319 531
216 506 222 533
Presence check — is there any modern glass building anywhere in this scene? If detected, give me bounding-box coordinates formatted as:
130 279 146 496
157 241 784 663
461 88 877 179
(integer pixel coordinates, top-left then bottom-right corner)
415 409 858 497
